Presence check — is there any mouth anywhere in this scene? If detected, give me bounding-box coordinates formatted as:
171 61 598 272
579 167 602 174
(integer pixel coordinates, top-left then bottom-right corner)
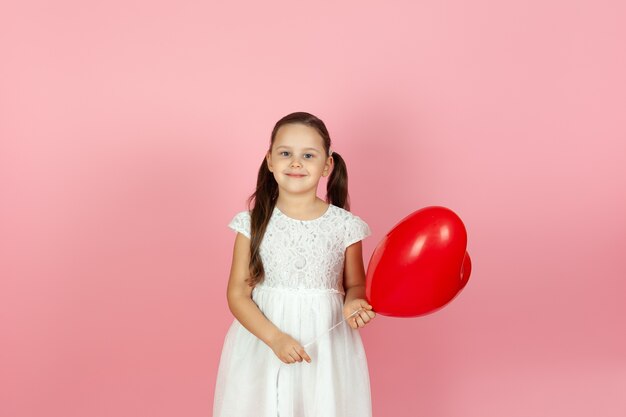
286 173 306 178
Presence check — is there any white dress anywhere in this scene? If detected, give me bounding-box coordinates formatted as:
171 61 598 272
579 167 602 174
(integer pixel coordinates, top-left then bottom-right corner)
213 203 372 417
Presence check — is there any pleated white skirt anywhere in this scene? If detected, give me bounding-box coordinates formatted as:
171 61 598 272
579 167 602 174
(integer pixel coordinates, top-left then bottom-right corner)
213 285 372 417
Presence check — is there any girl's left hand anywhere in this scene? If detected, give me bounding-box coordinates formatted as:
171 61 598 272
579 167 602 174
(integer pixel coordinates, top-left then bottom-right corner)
343 299 376 329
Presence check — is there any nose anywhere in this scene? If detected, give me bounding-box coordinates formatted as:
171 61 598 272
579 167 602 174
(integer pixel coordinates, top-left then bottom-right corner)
290 157 302 168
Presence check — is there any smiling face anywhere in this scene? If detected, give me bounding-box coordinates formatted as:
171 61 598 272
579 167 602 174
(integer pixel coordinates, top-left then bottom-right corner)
266 123 333 197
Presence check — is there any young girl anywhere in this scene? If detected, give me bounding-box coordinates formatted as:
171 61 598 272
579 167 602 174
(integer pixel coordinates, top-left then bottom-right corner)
213 111 376 417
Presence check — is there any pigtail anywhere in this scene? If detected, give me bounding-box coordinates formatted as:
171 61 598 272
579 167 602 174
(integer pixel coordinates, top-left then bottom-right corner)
326 151 350 211
245 157 278 287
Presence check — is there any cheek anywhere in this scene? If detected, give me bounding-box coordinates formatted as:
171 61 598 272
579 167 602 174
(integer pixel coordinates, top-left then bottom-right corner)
310 162 325 173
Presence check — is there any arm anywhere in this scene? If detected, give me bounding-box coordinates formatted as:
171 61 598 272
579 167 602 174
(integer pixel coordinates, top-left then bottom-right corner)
226 232 311 363
343 241 376 329
226 232 282 347
343 240 368 304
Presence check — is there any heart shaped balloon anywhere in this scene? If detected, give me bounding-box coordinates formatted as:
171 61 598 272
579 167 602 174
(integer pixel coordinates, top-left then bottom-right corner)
365 206 471 317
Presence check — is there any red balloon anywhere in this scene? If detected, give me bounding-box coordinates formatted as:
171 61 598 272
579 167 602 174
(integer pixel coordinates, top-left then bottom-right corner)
365 206 471 317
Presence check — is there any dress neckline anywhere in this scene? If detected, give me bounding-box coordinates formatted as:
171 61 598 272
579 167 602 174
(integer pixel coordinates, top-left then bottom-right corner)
274 204 333 222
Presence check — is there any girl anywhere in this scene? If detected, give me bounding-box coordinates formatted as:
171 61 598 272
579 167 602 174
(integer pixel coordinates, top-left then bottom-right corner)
213 111 376 417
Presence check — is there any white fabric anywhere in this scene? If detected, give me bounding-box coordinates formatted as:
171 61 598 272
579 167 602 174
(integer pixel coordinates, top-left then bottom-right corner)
213 204 372 417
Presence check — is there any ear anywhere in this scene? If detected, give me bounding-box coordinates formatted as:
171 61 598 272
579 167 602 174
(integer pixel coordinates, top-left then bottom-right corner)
266 151 273 172
323 155 334 177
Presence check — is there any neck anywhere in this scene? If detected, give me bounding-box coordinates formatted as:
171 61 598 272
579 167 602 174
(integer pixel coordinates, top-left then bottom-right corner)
275 193 327 214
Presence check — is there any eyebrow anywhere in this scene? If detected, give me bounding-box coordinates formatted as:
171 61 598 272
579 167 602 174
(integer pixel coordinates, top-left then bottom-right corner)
275 146 321 152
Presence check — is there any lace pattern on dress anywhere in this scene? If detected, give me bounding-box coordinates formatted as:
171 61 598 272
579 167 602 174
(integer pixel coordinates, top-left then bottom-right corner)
227 204 371 291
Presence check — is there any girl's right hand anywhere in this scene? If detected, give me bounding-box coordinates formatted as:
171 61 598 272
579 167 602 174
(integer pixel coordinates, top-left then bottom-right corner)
269 332 312 364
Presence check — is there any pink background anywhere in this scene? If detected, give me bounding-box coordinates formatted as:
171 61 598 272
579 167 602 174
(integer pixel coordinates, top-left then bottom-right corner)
1 1 625 416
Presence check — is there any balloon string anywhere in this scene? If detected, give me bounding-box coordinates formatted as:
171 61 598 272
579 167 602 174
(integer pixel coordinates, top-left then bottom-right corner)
275 308 364 416
303 308 362 348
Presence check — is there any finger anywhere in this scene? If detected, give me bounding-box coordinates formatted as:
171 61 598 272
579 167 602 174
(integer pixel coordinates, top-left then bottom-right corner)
356 316 365 327
356 312 368 324
293 346 306 362
366 310 376 319
356 300 373 311
358 311 371 323
290 348 303 362
287 348 298 361
296 346 311 363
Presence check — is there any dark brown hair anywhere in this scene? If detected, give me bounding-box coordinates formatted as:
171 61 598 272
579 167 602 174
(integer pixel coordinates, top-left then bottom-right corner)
245 111 350 286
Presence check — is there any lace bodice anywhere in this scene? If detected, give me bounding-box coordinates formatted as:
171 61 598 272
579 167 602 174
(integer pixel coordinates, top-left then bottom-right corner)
228 204 371 293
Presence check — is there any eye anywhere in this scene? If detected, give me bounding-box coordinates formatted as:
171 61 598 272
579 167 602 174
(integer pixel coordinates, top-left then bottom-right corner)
279 151 290 157
304 153 314 159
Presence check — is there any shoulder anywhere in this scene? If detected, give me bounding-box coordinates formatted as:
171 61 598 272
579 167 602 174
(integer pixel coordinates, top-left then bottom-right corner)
329 205 372 247
330 204 368 224
231 210 251 220
229 210 251 224
227 210 252 239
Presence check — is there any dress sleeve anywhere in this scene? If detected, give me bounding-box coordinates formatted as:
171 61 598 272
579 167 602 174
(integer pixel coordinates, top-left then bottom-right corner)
228 211 251 239
345 215 372 249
